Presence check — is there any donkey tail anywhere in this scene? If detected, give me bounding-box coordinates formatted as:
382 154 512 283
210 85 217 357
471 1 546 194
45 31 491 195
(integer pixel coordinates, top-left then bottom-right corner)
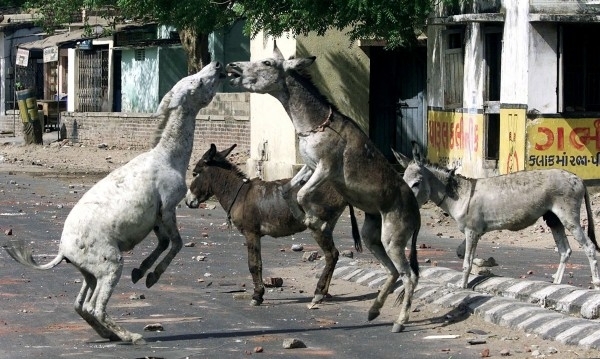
348 205 362 252
410 227 420 278
3 241 65 270
584 187 599 251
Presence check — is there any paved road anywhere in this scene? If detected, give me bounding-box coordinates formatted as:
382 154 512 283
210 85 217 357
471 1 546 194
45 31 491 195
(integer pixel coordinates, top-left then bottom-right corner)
1 171 600 358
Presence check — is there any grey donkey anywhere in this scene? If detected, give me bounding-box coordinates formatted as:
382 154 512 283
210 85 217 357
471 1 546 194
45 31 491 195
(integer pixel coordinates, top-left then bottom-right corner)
226 44 421 333
4 62 225 344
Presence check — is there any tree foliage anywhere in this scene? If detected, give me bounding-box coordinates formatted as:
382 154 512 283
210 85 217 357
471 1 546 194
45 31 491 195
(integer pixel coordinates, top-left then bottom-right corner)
15 0 442 70
236 0 437 48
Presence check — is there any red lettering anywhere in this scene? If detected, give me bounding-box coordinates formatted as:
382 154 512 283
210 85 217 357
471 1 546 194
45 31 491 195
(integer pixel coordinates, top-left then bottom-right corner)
535 127 553 151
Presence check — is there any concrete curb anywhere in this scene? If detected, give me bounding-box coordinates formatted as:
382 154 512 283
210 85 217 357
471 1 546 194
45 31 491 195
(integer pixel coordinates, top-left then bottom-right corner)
323 257 600 350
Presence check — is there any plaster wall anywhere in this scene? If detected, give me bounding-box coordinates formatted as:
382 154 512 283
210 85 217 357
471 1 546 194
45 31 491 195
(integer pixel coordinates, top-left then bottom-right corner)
427 25 444 109
500 0 529 104
121 47 159 113
245 33 298 180
527 23 557 113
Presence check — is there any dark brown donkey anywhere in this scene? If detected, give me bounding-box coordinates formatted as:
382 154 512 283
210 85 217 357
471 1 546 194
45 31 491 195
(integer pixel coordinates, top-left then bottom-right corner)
226 45 421 333
185 143 360 307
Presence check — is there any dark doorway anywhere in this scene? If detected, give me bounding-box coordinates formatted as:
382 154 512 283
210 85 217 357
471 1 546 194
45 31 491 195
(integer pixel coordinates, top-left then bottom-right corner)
369 46 426 160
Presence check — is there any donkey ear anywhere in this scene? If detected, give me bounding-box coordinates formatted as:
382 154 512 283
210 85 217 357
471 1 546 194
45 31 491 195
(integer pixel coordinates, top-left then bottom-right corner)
283 56 316 72
411 141 424 165
205 143 218 162
154 90 174 116
273 44 285 61
391 148 411 168
220 144 237 158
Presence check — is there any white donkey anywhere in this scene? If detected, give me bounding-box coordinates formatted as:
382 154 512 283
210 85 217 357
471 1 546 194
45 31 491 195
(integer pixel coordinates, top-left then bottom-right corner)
395 143 600 289
4 62 224 344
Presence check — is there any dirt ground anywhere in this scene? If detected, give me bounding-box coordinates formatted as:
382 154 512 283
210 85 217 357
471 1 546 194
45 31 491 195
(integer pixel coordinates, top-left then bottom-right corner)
2 138 600 358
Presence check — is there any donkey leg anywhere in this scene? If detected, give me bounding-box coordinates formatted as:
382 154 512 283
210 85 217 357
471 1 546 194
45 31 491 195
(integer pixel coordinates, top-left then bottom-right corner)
74 274 120 341
309 223 339 307
145 211 183 288
93 269 144 343
83 247 144 343
548 223 572 284
381 212 419 333
131 225 170 284
460 230 481 289
296 163 329 230
568 223 600 288
245 233 265 306
361 213 399 321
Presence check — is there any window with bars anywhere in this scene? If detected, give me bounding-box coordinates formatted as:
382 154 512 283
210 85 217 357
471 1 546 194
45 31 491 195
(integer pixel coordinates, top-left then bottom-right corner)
135 49 146 61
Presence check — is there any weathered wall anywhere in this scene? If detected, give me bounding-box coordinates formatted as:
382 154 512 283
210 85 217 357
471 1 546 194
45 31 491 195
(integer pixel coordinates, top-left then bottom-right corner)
296 30 370 132
0 92 250 160
528 23 557 113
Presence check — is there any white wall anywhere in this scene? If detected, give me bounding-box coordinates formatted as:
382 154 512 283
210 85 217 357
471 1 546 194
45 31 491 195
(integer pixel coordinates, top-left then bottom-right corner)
528 23 557 113
246 33 299 180
500 0 530 104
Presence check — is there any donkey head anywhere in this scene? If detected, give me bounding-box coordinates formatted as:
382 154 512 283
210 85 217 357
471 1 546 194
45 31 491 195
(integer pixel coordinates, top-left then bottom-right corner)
392 142 431 207
186 143 237 208
156 61 225 117
225 44 316 94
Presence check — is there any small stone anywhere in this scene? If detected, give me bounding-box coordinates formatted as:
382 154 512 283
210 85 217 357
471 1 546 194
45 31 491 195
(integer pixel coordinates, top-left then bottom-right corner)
282 338 306 349
254 346 263 353
545 347 558 354
143 323 163 332
424 258 431 263
341 249 353 258
184 242 195 247
264 277 283 287
527 270 534 275
4 228 12 235
129 293 145 300
291 244 303 252
97 143 108 149
202 232 209 238
481 348 490 357
302 251 319 262
195 255 206 261
500 349 510 356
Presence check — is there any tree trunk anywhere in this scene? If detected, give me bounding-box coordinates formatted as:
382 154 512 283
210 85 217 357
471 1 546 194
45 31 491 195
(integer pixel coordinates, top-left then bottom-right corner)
179 28 211 75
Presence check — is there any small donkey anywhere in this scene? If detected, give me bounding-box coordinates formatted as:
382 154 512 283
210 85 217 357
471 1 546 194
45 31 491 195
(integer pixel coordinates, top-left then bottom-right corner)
4 62 224 343
395 143 600 289
185 143 361 307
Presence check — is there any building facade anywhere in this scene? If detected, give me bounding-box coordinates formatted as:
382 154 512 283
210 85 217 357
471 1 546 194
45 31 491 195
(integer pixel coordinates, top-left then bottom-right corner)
427 0 600 179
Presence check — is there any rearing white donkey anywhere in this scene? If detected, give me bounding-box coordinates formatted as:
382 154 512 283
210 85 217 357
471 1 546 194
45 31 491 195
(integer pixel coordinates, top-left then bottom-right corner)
4 62 224 344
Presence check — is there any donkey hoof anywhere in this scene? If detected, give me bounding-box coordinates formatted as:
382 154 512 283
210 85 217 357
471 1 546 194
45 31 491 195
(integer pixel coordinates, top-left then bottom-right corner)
250 299 263 306
367 309 380 321
391 323 405 333
131 333 146 345
146 273 158 288
131 268 143 283
312 294 324 304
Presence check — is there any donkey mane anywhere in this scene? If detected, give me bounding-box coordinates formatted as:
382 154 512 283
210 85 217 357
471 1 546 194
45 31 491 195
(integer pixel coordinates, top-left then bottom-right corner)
208 154 248 180
423 162 475 200
288 69 369 136
288 69 339 113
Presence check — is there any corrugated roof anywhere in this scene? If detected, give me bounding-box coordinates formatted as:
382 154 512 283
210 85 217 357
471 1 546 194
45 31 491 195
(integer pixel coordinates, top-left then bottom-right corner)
17 29 89 50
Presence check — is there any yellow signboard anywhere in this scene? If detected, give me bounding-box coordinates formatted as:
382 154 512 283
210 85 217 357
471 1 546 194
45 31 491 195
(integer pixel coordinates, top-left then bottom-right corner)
526 117 600 179
499 108 526 174
427 110 483 176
